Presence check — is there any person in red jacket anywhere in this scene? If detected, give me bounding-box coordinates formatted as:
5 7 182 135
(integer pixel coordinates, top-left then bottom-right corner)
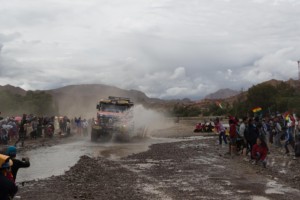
252 137 267 168
0 156 18 200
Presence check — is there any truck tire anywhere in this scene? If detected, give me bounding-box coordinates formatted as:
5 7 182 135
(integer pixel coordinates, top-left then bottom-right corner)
91 129 98 142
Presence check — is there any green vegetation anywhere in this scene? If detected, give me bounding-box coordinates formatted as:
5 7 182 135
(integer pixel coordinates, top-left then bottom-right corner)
170 82 300 117
230 82 300 117
171 104 202 117
0 90 58 116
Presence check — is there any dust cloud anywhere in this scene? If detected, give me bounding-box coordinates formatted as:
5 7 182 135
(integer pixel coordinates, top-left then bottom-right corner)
129 105 174 136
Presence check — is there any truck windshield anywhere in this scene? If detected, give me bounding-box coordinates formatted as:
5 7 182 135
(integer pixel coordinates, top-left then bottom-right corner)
100 104 130 113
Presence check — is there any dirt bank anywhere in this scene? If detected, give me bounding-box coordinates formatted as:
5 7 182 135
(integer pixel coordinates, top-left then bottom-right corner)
0 133 85 155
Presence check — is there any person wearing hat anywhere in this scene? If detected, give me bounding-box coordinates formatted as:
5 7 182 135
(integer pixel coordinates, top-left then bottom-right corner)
0 154 18 200
6 146 30 182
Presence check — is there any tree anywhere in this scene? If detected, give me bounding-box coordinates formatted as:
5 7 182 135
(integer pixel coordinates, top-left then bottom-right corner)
0 90 58 116
247 84 277 112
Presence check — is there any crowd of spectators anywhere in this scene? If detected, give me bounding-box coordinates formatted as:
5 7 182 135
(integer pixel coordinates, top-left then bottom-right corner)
0 114 91 147
214 113 300 168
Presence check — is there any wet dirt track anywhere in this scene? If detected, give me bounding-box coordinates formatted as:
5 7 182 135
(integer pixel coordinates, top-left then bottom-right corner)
16 122 300 200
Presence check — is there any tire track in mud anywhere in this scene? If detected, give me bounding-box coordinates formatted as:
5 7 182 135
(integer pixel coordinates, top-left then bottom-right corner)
121 140 234 200
121 139 300 200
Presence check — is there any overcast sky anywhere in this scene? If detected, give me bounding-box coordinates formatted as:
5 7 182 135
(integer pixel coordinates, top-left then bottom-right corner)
0 0 300 99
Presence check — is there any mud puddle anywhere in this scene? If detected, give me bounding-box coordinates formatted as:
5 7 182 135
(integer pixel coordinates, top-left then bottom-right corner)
16 136 203 182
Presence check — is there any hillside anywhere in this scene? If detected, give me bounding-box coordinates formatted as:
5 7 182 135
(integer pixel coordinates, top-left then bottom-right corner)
0 84 27 96
0 83 193 117
205 88 240 99
44 84 154 117
192 79 300 112
1 78 299 117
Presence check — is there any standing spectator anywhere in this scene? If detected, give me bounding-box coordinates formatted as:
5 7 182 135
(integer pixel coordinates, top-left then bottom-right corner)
257 122 269 153
269 119 275 144
15 114 27 147
215 118 227 145
0 125 9 145
8 119 17 141
284 126 295 155
66 119 71 136
31 118 38 139
229 119 238 155
246 118 259 158
239 117 248 156
75 117 82 136
82 119 89 136
62 116 68 133
37 117 43 138
294 136 300 159
0 155 18 200
274 117 283 148
6 146 30 182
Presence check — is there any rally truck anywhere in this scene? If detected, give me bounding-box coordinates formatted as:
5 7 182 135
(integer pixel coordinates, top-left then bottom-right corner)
91 96 134 142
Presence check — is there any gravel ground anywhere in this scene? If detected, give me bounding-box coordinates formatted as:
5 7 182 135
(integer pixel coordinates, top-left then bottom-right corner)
14 122 300 200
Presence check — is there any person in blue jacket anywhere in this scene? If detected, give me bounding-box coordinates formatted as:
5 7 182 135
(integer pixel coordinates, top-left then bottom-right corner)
6 146 30 182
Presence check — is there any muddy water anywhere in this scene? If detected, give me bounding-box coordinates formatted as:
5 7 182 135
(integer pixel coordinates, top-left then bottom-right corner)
17 137 193 183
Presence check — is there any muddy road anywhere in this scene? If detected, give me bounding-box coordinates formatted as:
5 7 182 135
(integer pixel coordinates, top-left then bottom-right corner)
14 121 300 200
16 137 183 182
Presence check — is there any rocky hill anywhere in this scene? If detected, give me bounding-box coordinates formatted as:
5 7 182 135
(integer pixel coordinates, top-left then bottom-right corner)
43 84 157 117
0 84 26 96
205 88 240 100
194 79 300 111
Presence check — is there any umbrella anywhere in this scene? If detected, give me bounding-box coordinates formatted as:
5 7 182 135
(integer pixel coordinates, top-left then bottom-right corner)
14 116 22 122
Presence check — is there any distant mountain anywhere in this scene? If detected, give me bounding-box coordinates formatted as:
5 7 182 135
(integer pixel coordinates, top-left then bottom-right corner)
44 84 154 117
1 78 298 117
204 88 240 100
0 83 196 117
0 84 27 96
199 78 300 110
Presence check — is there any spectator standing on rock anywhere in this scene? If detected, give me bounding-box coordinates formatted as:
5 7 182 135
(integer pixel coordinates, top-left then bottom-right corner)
0 155 18 200
6 146 30 182
215 118 227 145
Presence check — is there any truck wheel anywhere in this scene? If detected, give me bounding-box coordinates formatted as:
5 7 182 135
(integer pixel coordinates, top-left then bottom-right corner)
91 129 98 142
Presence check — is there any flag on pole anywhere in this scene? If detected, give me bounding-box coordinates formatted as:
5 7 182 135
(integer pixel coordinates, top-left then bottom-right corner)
216 101 223 109
283 111 290 121
252 107 262 113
